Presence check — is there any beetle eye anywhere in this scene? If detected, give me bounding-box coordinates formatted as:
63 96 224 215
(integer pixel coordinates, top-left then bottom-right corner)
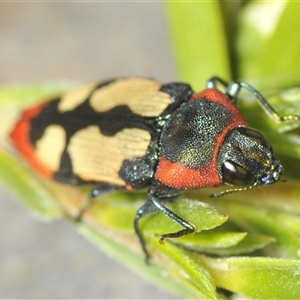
237 127 270 149
222 160 256 186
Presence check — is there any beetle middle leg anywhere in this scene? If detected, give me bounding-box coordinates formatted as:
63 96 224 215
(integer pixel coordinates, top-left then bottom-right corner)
134 181 196 261
75 184 122 222
134 200 159 263
150 197 196 243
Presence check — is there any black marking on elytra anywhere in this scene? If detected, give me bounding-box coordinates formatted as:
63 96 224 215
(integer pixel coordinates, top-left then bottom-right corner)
53 148 87 184
159 82 193 117
29 80 195 185
117 83 194 188
29 98 157 147
30 99 157 184
118 139 159 188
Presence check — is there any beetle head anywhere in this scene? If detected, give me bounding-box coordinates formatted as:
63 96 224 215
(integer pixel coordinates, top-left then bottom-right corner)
218 127 283 189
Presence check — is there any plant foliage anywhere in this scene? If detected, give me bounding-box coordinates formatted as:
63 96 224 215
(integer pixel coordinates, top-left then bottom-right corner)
0 1 300 299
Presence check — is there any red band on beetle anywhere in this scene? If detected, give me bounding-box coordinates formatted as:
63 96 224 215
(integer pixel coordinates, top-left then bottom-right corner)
190 88 243 118
156 156 222 189
10 102 54 178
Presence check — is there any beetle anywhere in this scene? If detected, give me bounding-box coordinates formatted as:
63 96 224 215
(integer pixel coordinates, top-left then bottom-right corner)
10 76 299 261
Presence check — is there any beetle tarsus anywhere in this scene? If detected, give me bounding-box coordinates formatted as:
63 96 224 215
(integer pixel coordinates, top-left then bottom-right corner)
160 227 195 243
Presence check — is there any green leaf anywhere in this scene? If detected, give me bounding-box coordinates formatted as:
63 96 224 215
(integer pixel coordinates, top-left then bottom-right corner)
142 199 227 235
173 231 248 249
174 231 275 256
78 223 200 299
237 2 300 89
200 256 300 299
206 234 275 256
205 191 300 259
84 191 227 233
0 150 60 218
165 2 230 89
149 239 218 300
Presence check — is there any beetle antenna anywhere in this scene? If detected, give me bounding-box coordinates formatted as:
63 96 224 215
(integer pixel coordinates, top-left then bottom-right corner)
228 81 300 123
210 185 255 198
206 77 300 124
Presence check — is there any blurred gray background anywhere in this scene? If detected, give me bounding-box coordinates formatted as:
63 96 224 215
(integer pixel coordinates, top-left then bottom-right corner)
0 2 181 298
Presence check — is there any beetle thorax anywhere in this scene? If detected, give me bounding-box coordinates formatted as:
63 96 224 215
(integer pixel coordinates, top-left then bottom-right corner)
155 98 247 189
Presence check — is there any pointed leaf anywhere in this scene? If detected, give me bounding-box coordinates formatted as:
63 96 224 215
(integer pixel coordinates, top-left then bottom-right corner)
200 256 300 299
237 2 300 89
165 2 230 89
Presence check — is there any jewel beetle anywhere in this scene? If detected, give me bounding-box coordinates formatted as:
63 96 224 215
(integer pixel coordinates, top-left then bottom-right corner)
10 77 300 261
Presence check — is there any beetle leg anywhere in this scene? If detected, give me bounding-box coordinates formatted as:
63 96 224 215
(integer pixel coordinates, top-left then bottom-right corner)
150 197 196 243
75 184 122 222
229 81 300 123
134 198 195 263
207 77 300 123
150 182 195 237
89 184 121 198
134 181 195 261
134 200 159 263
206 76 229 89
